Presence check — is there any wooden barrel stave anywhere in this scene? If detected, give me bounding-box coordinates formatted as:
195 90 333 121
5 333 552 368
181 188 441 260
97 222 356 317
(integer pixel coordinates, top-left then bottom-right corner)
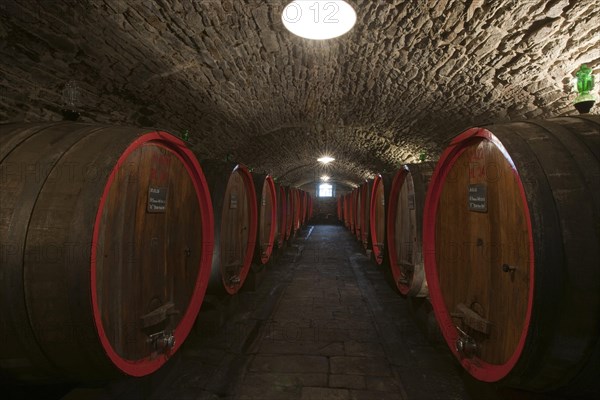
0 122 66 161
424 116 600 394
1 123 214 381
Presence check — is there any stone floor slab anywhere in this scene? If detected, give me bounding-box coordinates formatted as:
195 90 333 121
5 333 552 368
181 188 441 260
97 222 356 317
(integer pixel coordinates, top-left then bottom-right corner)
329 374 367 390
300 387 350 400
249 355 329 374
330 356 392 376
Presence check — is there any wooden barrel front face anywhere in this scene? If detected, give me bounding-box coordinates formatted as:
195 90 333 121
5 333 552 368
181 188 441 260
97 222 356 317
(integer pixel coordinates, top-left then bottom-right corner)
0 123 214 380
276 184 286 247
387 164 433 297
426 136 532 379
93 139 212 373
388 168 418 295
288 187 295 233
257 176 276 264
343 194 350 228
219 165 257 294
285 186 293 239
354 188 362 239
349 190 356 233
360 181 371 250
370 175 387 264
425 116 600 392
301 190 308 225
292 188 301 232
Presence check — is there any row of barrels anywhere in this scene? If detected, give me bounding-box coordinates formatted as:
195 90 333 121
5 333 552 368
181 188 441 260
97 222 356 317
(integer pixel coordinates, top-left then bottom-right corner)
337 116 600 396
0 122 313 382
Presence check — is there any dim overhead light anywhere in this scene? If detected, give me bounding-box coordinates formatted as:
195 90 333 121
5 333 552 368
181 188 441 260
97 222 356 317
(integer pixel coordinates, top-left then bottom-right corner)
282 1 357 40
317 156 335 164
321 175 330 181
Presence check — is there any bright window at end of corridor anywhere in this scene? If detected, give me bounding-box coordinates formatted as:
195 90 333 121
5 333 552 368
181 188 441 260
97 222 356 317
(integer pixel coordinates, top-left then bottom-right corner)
319 183 333 197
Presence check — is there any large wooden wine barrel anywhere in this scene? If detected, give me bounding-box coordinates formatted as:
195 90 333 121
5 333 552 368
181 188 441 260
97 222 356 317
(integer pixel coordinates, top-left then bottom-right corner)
202 161 257 295
360 180 372 250
0 122 214 381
354 187 362 239
275 183 287 248
252 174 277 264
343 193 350 229
387 163 434 297
300 189 308 226
296 189 303 230
284 186 293 240
348 190 356 234
423 116 600 394
291 187 301 233
370 173 393 265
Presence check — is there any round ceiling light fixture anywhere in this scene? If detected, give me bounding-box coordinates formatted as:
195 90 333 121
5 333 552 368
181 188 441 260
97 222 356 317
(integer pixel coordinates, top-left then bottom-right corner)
282 1 357 40
317 156 335 164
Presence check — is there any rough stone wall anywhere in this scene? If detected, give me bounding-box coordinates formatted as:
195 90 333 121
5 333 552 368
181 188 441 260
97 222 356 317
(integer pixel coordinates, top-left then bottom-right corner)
1 0 598 186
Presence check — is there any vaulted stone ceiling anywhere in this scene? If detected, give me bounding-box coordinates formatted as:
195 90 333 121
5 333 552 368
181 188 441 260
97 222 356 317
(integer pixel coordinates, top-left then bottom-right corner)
1 0 599 191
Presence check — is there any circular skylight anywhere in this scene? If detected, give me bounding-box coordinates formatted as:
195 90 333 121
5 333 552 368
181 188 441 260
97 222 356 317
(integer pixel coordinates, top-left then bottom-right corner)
282 1 357 40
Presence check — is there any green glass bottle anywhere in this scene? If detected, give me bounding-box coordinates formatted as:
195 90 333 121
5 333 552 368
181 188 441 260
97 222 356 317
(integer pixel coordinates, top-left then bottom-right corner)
574 64 595 114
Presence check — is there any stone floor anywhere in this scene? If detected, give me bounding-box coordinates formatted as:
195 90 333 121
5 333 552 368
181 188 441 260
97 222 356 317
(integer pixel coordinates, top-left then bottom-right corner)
233 224 466 400
5 224 577 400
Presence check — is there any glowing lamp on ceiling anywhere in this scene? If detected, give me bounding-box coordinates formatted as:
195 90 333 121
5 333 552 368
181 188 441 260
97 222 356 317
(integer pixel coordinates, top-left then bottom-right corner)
317 156 335 164
574 64 595 114
282 1 357 40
